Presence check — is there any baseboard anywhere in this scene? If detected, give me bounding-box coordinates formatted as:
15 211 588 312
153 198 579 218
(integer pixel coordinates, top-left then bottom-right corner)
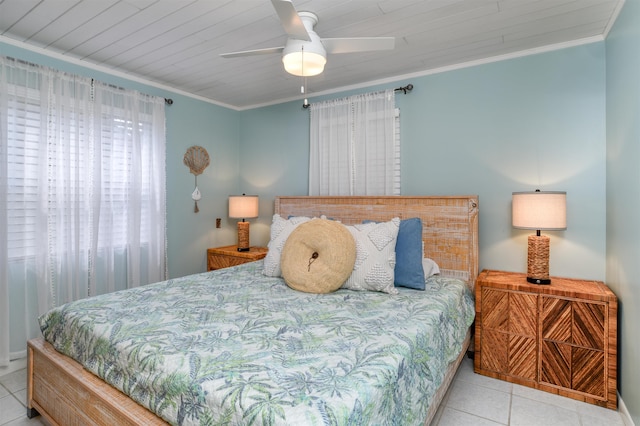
619 392 636 426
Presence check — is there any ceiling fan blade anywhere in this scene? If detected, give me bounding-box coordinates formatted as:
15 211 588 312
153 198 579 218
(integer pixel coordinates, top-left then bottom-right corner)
271 0 310 41
220 46 284 58
321 37 395 54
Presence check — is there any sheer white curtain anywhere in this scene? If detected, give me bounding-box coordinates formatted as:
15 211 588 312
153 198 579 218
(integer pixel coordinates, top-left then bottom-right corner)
0 57 167 364
309 89 399 195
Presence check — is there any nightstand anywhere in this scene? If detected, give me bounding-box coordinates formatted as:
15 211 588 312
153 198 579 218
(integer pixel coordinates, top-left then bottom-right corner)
474 269 617 409
207 245 268 271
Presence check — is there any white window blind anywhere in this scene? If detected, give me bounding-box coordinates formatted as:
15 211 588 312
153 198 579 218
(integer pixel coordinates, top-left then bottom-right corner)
6 84 159 259
393 108 401 195
6 85 42 260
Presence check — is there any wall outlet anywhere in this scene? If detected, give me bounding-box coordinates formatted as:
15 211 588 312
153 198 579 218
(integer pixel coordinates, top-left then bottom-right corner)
216 218 221 228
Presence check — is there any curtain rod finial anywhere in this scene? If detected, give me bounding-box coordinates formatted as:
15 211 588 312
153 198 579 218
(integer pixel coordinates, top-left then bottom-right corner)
394 84 413 94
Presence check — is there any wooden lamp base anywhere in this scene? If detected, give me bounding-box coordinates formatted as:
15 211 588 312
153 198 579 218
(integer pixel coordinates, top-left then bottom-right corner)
527 234 550 284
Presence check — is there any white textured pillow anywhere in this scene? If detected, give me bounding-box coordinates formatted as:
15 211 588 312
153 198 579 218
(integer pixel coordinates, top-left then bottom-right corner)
263 214 312 277
342 217 400 294
423 258 441 278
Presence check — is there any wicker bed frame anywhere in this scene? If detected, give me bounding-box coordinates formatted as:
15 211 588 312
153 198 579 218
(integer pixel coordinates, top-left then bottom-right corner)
27 195 479 426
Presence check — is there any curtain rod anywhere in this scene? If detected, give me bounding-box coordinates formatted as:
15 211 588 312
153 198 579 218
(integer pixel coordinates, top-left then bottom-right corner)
5 55 176 105
6 56 39 68
394 84 413 94
302 83 413 109
94 80 173 105
4 58 176 106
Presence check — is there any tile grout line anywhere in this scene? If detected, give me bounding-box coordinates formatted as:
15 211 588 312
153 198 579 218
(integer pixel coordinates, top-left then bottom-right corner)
507 386 513 425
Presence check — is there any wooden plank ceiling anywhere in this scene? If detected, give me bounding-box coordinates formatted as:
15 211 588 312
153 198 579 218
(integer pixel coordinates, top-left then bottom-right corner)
0 0 624 109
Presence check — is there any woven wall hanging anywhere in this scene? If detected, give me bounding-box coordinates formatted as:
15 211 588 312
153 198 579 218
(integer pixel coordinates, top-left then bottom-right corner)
183 146 210 213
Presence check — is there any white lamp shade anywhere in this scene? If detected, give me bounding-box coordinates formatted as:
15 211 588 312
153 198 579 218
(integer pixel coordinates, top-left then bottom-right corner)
229 195 259 219
512 191 566 230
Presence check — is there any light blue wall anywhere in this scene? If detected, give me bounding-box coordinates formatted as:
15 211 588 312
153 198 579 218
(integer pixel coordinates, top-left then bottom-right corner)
0 42 241 280
241 43 608 283
164 95 241 278
238 102 311 243
606 0 640 422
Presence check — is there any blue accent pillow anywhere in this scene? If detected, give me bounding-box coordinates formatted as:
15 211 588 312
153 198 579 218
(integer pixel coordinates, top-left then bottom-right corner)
394 218 425 289
364 217 425 290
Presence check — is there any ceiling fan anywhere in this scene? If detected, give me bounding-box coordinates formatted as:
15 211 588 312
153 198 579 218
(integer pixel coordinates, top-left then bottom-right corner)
220 0 395 77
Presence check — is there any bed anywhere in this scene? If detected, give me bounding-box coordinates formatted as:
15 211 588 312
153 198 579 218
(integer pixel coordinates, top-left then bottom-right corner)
27 195 479 426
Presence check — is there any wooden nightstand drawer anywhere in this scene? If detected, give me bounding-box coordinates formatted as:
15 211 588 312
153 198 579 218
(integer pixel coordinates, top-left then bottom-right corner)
207 245 268 271
474 269 617 409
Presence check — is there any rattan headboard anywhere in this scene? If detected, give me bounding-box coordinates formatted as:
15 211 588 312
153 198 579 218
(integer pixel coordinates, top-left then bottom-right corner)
274 196 479 291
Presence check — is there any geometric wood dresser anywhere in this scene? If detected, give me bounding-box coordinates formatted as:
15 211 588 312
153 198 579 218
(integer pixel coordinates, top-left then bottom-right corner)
474 269 618 409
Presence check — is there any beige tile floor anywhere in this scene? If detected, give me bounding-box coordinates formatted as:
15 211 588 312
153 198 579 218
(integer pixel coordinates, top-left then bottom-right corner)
433 357 627 426
0 355 628 425
0 358 46 426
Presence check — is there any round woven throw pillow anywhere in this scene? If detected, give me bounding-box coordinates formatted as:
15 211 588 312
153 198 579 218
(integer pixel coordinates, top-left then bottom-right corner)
281 218 356 294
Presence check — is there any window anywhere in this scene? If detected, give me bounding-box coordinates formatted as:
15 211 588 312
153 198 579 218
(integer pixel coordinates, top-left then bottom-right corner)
0 57 167 363
309 89 399 195
5 81 162 259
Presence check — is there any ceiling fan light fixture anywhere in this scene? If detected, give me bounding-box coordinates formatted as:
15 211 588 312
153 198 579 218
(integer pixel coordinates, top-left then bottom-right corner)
282 33 326 77
283 50 326 76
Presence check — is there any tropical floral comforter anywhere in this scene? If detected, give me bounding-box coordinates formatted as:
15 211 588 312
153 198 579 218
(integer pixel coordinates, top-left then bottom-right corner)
39 260 475 426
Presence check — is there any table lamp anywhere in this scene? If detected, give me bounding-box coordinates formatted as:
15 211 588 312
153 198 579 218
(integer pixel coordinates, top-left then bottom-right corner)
229 194 259 252
512 190 566 284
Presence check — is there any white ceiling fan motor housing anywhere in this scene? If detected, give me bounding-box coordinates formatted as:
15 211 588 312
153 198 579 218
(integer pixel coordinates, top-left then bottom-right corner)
282 12 327 76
